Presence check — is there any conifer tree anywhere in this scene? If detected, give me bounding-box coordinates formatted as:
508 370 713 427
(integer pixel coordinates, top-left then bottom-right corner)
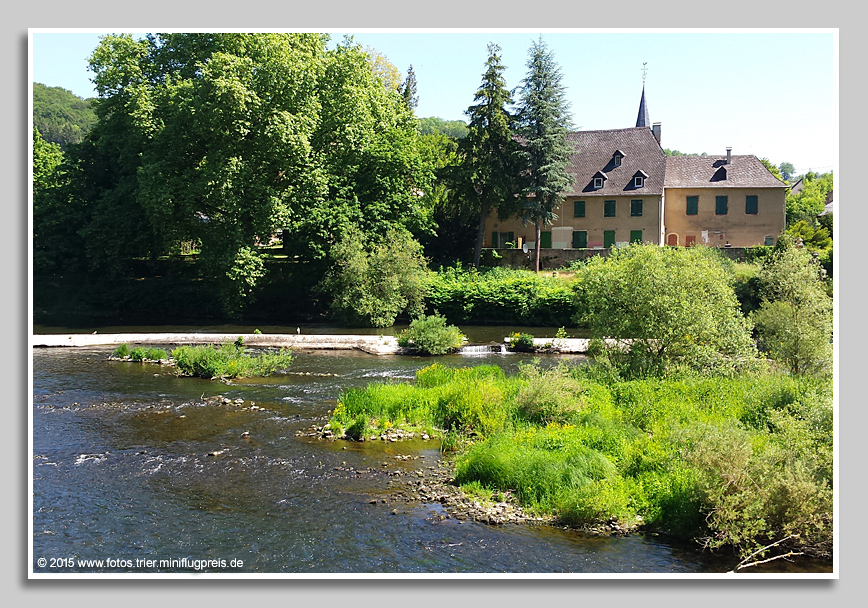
460 42 522 268
401 64 418 110
515 36 573 272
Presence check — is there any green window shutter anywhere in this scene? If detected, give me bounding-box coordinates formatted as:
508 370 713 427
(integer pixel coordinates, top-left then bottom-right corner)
574 200 585 218
764 235 774 246
630 230 643 243
631 199 643 217
745 195 758 215
540 231 552 248
715 195 728 215
604 230 616 248
492 231 498 248
686 196 698 215
572 230 587 248
604 200 616 217
507 232 515 245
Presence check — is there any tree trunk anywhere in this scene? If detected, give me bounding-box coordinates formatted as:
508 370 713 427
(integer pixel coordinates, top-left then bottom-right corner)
534 220 541 273
474 208 486 269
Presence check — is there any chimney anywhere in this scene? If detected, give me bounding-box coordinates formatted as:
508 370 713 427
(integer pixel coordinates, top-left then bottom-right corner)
726 147 732 164
652 122 661 144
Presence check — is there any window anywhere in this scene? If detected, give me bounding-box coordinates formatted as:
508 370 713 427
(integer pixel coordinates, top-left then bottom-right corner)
540 231 552 249
630 230 643 244
573 200 585 218
745 195 758 215
614 155 622 167
633 176 644 188
764 235 775 246
594 177 604 189
685 235 697 247
686 196 698 215
604 200 616 217
572 230 587 249
715 195 728 215
491 231 498 248
603 230 616 248
630 199 643 217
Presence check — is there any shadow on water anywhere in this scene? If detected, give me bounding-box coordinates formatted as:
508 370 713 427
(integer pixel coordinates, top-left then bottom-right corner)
31 339 831 575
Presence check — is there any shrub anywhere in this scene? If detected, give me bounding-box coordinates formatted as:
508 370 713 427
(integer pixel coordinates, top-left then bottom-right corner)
513 362 585 425
577 243 757 378
171 341 293 379
751 245 833 375
319 227 428 327
112 343 131 358
507 332 535 352
396 314 465 355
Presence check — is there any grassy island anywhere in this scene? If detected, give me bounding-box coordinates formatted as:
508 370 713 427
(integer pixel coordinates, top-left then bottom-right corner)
328 362 832 565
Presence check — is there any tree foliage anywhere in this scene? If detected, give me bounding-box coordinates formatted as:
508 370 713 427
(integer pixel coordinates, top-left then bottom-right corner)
578 244 758 377
318 228 429 327
457 42 523 268
400 64 418 110
752 243 832 375
786 171 833 226
515 37 574 272
33 32 434 318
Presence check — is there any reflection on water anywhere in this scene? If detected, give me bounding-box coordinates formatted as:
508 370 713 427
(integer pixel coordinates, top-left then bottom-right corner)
31 342 830 575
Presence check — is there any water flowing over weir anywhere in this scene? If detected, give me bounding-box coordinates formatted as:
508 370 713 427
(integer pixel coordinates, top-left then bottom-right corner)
30 326 830 575
459 344 509 355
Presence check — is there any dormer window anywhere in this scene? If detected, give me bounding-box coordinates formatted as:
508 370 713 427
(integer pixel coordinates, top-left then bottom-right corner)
593 170 608 189
633 170 648 188
613 149 625 167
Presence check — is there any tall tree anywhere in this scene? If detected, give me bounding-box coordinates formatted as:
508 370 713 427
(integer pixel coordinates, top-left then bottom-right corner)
515 37 574 272
459 42 521 268
401 64 418 111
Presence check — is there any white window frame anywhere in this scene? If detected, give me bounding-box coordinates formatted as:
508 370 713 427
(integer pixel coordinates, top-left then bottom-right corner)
633 176 644 188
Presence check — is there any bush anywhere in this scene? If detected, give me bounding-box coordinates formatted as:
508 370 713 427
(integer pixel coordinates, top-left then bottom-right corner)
507 332 535 352
112 344 167 361
513 362 585 425
577 244 757 378
425 265 577 326
396 314 465 355
171 341 293 379
112 343 131 358
319 227 428 327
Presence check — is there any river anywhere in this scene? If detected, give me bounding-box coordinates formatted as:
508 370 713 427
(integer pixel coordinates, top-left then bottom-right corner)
31 324 831 575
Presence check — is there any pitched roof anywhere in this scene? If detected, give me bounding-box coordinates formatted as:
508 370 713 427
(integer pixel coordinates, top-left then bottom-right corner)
664 155 787 188
564 127 666 197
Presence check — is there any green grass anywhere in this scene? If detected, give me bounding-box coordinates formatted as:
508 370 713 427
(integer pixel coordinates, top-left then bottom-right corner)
171 341 294 379
112 344 168 362
327 361 833 561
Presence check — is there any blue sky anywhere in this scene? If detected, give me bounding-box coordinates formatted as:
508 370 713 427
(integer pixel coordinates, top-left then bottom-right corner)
30 29 837 176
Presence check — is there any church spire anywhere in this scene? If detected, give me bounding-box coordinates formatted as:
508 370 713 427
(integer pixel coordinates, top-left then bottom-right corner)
635 62 650 128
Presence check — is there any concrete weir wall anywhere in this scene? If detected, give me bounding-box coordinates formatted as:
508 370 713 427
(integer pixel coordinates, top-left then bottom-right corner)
31 333 403 355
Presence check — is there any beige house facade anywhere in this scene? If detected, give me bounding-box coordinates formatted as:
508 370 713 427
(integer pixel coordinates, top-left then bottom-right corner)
483 93 787 252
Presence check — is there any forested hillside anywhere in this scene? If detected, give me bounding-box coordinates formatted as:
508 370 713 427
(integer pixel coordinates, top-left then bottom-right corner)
33 83 97 150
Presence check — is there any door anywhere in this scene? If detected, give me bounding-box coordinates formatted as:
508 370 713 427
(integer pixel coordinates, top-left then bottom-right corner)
667 233 678 247
685 235 697 247
572 230 587 249
630 230 643 244
603 230 616 248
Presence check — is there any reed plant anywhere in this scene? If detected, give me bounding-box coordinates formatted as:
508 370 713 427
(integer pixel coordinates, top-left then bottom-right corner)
171 341 293 379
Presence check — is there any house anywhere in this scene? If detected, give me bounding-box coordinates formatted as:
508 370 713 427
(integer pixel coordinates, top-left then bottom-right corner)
484 86 787 251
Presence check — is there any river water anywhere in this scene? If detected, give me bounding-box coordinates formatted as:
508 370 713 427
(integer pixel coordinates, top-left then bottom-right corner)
31 325 831 575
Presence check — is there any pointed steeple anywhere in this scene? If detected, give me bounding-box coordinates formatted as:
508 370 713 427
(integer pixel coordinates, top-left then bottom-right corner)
636 85 650 127
636 62 650 127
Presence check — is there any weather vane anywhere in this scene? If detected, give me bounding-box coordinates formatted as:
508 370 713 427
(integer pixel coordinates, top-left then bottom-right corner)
642 62 648 84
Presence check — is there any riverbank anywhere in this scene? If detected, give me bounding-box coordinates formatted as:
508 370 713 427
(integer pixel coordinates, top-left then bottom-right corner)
32 333 597 354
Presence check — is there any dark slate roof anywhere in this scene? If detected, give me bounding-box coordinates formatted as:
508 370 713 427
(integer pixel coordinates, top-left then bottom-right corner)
664 155 788 188
564 127 666 196
636 86 650 128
